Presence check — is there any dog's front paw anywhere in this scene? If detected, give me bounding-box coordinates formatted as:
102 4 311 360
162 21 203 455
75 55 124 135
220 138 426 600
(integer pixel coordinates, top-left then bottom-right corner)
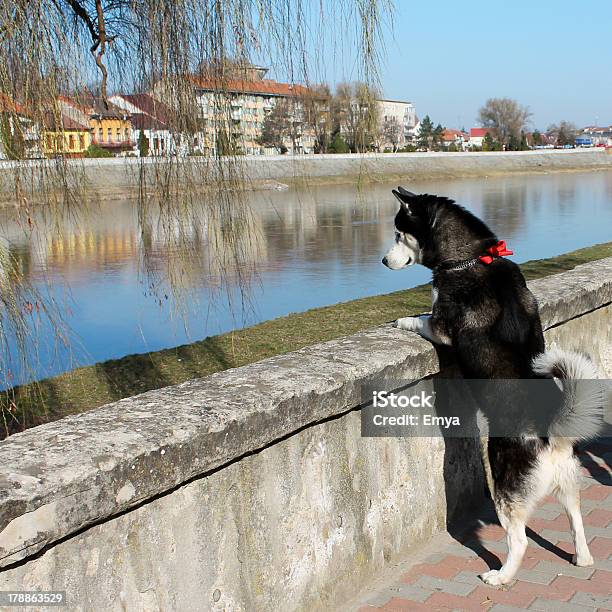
480 569 511 586
394 316 421 331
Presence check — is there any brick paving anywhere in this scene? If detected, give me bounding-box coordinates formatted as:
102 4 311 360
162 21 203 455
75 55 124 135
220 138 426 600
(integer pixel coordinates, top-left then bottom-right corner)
351 439 612 612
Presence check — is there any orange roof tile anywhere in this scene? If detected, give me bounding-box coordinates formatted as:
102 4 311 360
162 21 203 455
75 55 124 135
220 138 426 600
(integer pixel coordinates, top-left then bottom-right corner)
188 75 324 99
442 129 466 140
470 127 495 138
0 93 26 115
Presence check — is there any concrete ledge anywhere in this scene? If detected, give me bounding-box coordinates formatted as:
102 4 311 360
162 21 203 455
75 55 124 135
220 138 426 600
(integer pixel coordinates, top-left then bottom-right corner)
0 258 611 569
242 148 612 182
2 150 612 200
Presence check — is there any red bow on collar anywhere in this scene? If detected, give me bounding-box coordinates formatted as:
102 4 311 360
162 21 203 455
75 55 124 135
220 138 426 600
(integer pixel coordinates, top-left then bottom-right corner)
479 240 514 265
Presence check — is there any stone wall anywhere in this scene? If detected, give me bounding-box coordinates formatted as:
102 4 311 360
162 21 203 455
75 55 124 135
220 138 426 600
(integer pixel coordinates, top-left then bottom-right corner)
1 149 612 202
0 258 610 611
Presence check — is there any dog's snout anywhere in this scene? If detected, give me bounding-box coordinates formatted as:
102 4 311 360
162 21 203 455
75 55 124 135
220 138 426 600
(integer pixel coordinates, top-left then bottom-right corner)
382 256 389 267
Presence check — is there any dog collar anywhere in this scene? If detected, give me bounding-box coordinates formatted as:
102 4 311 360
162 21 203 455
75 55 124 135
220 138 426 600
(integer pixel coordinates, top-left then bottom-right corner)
440 258 480 272
437 240 514 272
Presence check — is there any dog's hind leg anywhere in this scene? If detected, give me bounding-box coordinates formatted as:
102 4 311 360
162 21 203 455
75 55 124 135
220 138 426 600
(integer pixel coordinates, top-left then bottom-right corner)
481 503 529 586
554 455 593 567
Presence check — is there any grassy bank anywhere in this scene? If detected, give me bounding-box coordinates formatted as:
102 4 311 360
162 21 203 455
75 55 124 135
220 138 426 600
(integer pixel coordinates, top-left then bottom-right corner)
279 160 612 190
3 241 612 436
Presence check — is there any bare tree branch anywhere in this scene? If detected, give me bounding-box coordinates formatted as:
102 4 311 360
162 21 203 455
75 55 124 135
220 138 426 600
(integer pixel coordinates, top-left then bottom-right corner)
61 0 111 106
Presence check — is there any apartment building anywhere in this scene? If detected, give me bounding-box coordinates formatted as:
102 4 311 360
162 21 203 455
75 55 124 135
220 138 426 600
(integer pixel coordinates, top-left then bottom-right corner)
377 98 417 150
153 65 328 156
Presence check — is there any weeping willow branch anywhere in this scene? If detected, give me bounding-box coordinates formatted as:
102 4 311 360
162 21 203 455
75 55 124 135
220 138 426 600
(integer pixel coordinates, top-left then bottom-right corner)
0 0 392 430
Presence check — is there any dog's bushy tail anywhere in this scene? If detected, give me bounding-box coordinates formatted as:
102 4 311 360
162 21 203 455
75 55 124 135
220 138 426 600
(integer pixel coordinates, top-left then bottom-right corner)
532 348 604 449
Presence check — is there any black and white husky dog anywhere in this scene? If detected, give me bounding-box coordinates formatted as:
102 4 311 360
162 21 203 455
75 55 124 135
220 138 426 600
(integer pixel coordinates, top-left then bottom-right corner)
382 187 603 586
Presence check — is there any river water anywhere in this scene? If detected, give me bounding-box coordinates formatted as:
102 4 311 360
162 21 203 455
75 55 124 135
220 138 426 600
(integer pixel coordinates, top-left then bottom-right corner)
2 169 612 385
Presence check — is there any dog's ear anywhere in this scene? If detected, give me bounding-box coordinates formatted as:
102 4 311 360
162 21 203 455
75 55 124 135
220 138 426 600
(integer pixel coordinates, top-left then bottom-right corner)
397 186 417 198
392 188 415 214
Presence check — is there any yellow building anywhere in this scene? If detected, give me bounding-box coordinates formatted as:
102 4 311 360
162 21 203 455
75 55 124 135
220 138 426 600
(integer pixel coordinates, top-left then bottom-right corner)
42 113 92 158
89 111 133 154
58 95 133 155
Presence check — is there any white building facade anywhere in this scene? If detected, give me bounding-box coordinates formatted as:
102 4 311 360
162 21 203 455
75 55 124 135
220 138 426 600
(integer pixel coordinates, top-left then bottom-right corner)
579 126 612 147
109 94 175 156
377 99 417 150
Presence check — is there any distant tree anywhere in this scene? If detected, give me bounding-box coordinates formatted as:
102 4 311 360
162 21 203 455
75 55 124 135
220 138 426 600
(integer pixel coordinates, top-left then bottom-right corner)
332 82 380 152
482 131 494 152
381 116 403 152
547 121 577 146
302 84 331 153
328 132 349 153
138 130 150 157
215 127 244 156
0 114 25 160
432 123 445 150
84 143 113 158
478 98 531 146
398 143 417 153
520 131 528 150
507 133 520 151
481 131 503 151
532 130 542 147
258 99 292 152
417 115 434 149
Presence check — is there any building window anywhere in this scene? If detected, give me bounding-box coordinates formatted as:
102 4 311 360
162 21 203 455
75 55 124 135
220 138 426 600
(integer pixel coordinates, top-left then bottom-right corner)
68 134 75 150
79 134 85 149
116 128 121 141
107 128 112 142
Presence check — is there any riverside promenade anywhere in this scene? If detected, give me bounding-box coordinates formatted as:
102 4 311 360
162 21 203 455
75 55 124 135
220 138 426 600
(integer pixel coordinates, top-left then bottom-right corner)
351 437 612 612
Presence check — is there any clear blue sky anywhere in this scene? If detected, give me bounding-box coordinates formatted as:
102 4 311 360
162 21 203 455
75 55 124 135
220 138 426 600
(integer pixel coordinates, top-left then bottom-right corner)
377 0 612 130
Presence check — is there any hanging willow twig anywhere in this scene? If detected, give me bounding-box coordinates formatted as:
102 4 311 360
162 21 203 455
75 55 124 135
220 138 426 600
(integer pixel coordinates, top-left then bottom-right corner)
0 0 393 432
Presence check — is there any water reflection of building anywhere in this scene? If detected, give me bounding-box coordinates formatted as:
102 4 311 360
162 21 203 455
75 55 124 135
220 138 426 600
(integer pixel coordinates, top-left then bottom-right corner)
0 199 270 289
3 175 608 305
47 229 138 267
481 183 528 236
1 184 453 291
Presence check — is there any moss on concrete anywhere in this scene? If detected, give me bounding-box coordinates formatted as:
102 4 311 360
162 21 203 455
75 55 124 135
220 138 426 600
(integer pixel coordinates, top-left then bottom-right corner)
2 241 611 436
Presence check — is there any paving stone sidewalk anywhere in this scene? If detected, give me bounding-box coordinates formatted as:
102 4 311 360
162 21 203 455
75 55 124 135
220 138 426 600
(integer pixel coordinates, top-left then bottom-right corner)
352 439 611 612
